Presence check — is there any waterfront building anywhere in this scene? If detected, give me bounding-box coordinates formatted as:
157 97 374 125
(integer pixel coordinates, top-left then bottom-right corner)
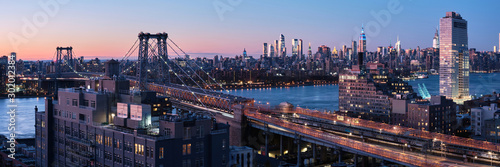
339 54 415 123
439 11 470 102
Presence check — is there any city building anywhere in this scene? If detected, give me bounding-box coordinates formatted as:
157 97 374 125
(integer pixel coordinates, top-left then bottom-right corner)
406 95 457 134
433 28 439 49
439 11 470 102
351 41 357 63
307 43 312 59
263 43 268 57
35 77 229 167
471 104 499 136
269 44 275 58
358 25 367 54
298 39 303 60
229 146 254 167
482 118 500 143
339 54 416 123
0 137 36 167
292 39 299 58
279 34 286 57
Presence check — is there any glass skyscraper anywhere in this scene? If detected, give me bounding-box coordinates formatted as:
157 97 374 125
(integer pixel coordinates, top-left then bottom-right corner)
439 11 469 102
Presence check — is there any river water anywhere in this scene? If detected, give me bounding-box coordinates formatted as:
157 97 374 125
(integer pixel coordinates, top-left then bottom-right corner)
1 73 498 138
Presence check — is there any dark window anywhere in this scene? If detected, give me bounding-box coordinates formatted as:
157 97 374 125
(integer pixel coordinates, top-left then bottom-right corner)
72 99 78 106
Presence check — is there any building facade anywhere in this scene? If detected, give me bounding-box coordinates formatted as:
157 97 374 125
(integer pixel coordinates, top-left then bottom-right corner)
339 60 415 123
407 96 457 134
35 78 229 167
471 103 499 136
439 11 469 101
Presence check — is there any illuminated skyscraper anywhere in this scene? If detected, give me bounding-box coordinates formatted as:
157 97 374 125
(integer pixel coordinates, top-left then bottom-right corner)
439 11 469 101
279 34 286 57
433 28 440 49
395 36 401 57
358 25 367 53
292 39 299 57
263 43 268 57
269 44 275 57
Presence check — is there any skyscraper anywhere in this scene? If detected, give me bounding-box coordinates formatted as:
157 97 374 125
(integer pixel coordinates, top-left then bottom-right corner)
308 43 312 59
279 34 286 57
263 43 268 57
292 39 299 58
269 44 275 57
395 36 401 57
439 11 469 101
351 41 357 63
433 28 440 49
298 39 303 60
274 40 279 57
342 45 347 60
358 25 367 54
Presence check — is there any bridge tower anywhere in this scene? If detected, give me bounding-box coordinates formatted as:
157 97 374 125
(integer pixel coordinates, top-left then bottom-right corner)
136 32 169 91
54 46 73 99
55 47 73 78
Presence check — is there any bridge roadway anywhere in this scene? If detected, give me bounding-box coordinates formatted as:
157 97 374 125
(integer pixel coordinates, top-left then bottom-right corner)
274 105 500 159
133 80 253 113
245 109 483 167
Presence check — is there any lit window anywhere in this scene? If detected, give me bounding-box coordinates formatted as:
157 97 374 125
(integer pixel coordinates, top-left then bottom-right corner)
159 147 164 159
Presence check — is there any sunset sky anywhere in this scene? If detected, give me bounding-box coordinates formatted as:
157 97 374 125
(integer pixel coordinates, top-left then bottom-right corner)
2 0 499 61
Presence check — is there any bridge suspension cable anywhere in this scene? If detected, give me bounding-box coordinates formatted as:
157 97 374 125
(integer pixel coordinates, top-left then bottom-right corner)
148 42 208 94
153 45 210 110
168 38 229 93
164 42 212 93
120 38 139 64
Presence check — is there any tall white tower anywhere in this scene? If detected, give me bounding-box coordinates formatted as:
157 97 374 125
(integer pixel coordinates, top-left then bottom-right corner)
433 28 440 49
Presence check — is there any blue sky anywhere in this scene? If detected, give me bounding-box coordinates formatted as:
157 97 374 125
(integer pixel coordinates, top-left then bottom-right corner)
1 0 499 60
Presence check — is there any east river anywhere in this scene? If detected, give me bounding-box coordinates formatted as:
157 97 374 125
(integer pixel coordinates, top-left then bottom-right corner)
1 73 498 138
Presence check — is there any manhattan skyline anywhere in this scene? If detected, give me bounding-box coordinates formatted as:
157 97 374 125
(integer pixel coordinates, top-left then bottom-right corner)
2 0 500 60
